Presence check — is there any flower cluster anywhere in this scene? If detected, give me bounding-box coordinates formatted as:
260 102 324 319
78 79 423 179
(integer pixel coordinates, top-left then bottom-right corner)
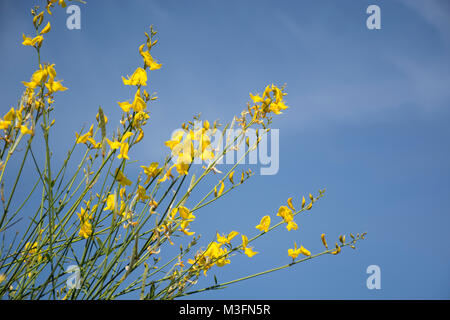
0 1 366 300
163 121 216 178
77 203 95 239
188 241 232 275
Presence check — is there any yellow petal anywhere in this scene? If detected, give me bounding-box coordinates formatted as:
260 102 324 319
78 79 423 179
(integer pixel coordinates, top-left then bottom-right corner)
218 181 225 196
321 233 328 249
229 171 235 184
287 197 295 211
40 21 51 34
118 101 132 112
244 247 258 258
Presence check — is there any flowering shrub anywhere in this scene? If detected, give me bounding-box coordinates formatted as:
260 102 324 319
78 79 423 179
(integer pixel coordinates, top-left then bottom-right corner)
0 0 366 300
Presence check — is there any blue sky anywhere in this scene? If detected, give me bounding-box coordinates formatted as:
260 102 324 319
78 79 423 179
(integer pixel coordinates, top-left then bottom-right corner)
1 0 449 299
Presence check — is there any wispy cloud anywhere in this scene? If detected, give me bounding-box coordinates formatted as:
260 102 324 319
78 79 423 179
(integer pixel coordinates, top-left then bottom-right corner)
398 0 450 47
276 2 450 131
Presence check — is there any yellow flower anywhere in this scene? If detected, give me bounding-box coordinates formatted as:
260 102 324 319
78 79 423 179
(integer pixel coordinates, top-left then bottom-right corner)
119 201 128 218
75 132 91 143
137 185 149 201
178 206 195 220
249 92 264 103
20 125 33 135
77 207 93 239
131 88 146 112
86 138 101 149
286 220 298 231
269 101 288 115
139 44 162 70
198 148 214 161
22 65 48 89
174 152 191 176
299 245 311 256
3 108 15 121
255 215 271 233
288 242 310 259
227 231 239 241
45 79 67 93
248 84 289 118
288 242 301 259
0 120 11 130
158 165 174 183
106 139 121 150
175 161 190 176
49 0 67 8
216 253 231 267
244 247 258 258
40 22 51 34
195 129 211 147
188 240 231 274
180 220 195 236
205 242 224 259
46 0 66 14
241 234 258 257
24 242 42 265
118 101 132 112
75 125 93 144
104 194 115 211
0 274 6 284
121 132 134 143
141 162 160 183
277 205 293 222
115 170 132 186
217 231 239 244
165 130 185 150
276 205 298 230
46 64 57 81
133 111 150 128
22 34 43 47
117 142 130 160
241 234 249 248
122 67 147 86
79 221 92 239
